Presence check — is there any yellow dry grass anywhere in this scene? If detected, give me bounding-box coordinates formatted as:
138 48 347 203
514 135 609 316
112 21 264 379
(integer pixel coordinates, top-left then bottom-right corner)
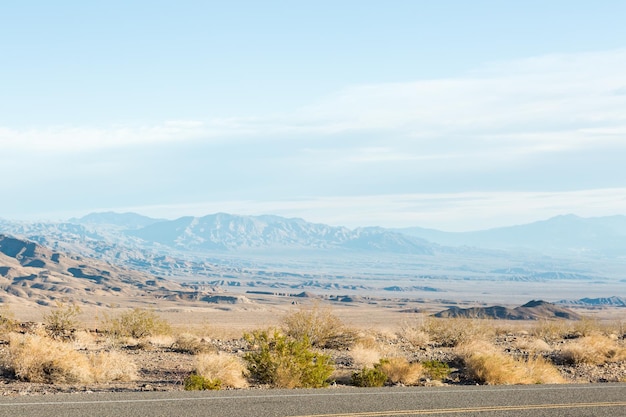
194 352 248 389
378 357 423 385
458 340 564 385
3 333 137 384
560 334 626 365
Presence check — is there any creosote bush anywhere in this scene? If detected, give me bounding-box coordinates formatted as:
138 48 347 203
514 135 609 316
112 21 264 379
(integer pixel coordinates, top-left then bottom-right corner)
100 308 171 339
243 329 334 388
351 365 388 387
184 374 221 391
44 302 81 340
421 360 451 382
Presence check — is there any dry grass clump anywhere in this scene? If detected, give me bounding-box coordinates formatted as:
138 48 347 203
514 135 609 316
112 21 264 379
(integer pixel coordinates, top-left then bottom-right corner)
171 333 212 354
3 333 137 384
378 357 423 385
458 340 564 385
4 333 93 383
88 351 138 383
282 305 352 348
560 334 626 365
194 352 248 389
515 338 553 354
350 342 382 369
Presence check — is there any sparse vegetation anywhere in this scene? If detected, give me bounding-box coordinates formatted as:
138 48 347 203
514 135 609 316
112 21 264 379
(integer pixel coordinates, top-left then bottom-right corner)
421 317 489 347
184 374 221 391
100 308 171 339
243 329 334 388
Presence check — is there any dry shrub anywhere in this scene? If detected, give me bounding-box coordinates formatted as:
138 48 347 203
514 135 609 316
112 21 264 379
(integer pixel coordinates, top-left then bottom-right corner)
171 333 211 354
4 334 137 384
530 320 570 342
560 334 626 365
101 308 171 339
282 305 348 348
195 352 248 389
398 316 430 348
43 303 81 340
88 351 138 383
423 318 490 347
378 357 423 385
459 340 564 385
350 343 382 368
515 338 552 354
5 333 93 383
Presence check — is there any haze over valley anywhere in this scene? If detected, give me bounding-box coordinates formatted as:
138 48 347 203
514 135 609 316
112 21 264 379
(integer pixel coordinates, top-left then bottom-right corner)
1 211 623 311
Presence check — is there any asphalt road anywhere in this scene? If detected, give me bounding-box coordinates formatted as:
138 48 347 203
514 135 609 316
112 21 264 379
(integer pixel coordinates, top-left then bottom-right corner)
0 384 624 417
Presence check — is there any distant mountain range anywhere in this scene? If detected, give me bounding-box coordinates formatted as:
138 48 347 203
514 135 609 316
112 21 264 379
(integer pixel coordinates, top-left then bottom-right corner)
396 214 626 256
1 212 624 307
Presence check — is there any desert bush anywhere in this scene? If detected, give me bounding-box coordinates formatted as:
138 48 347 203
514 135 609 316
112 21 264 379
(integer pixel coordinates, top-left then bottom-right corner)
351 365 388 387
398 316 430 348
88 350 138 382
101 308 171 339
0 306 19 336
459 340 564 385
530 320 570 342
560 334 626 365
171 333 211 354
3 333 138 384
243 329 334 388
422 318 488 347
282 306 348 348
349 342 382 369
194 352 248 389
184 374 222 391
4 333 92 383
378 357 423 385
44 302 81 340
422 360 451 381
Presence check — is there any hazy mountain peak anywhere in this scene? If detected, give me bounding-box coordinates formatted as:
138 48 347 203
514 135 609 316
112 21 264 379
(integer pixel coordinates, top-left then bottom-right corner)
69 211 165 229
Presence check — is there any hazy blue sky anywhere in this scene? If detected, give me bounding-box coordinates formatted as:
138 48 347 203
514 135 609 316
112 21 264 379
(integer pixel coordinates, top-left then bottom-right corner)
2 1 626 231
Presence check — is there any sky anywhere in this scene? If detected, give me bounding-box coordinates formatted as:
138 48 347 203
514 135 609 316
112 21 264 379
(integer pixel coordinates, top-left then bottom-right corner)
2 1 626 231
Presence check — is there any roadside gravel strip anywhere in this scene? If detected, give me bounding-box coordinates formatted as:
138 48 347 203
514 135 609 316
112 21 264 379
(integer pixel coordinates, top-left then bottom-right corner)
0 384 624 417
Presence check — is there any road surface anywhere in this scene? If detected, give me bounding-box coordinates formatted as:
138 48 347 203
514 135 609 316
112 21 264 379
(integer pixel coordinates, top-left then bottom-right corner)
0 383 624 416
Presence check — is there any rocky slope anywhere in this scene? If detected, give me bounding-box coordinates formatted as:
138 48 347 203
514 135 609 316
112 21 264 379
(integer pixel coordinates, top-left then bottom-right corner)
0 234 186 307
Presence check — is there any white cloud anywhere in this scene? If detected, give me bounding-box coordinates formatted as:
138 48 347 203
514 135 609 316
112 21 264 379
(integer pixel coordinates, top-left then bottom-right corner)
3 49 626 158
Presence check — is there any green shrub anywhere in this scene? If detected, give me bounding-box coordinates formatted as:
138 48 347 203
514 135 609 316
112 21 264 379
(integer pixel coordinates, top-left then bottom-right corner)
243 329 334 388
184 374 221 391
44 302 81 340
101 308 171 339
351 366 388 387
422 360 451 381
